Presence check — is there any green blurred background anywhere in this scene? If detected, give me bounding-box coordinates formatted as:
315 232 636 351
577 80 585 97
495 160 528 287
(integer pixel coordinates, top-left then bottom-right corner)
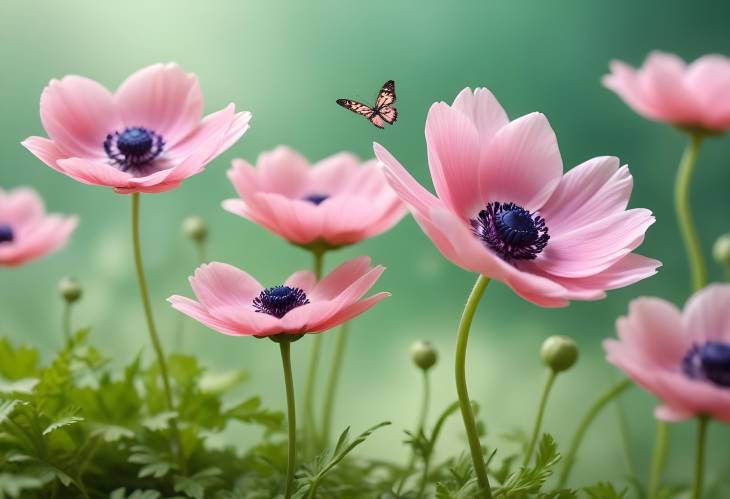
2 0 729 493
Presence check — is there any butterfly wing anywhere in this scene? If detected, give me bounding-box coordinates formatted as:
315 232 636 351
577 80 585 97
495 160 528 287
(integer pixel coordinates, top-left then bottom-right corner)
336 99 376 119
378 106 398 124
369 114 385 129
375 80 396 109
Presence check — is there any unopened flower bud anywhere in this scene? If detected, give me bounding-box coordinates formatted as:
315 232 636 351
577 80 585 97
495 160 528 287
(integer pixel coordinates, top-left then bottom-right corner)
410 340 437 371
713 234 730 267
58 277 82 303
540 335 578 373
183 216 208 242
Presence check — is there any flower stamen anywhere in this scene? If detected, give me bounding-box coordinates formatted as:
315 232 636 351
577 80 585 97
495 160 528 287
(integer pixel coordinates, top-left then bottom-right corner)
471 202 549 261
253 285 310 318
683 341 730 388
0 224 13 244
104 126 164 172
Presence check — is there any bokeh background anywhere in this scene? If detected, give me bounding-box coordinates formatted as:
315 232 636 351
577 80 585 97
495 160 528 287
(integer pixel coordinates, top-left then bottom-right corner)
2 0 729 493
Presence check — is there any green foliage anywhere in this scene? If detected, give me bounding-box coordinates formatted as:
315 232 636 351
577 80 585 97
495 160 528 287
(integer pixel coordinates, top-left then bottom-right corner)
0 332 652 497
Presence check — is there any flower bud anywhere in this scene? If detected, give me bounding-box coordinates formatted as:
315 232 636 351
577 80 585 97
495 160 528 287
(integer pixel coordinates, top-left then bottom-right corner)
410 340 437 371
183 216 208 243
540 335 578 373
713 233 730 267
58 276 82 303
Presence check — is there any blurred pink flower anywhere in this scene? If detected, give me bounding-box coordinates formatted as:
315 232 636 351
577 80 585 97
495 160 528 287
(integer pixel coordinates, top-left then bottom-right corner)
223 146 406 249
603 51 730 131
169 256 389 337
375 87 660 307
0 187 77 267
605 285 730 423
22 63 251 194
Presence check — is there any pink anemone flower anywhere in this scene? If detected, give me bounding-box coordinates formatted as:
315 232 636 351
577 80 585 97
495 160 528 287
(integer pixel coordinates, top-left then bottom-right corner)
168 256 389 338
0 187 77 267
22 63 251 194
223 146 406 250
603 51 730 132
605 285 730 423
375 87 660 307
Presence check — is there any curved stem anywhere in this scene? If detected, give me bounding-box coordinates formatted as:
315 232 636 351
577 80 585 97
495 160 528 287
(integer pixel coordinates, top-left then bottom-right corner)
62 302 72 342
523 370 557 467
303 250 325 455
648 422 669 499
280 341 297 499
418 369 431 437
194 240 207 264
321 322 349 446
692 417 709 499
558 379 632 488
454 275 492 499
675 133 706 292
131 193 183 466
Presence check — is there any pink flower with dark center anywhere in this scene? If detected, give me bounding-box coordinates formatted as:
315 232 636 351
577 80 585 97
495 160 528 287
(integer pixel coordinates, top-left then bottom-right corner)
603 51 730 132
223 146 406 250
0 187 77 267
22 63 251 194
605 285 730 423
375 87 660 307
168 256 389 337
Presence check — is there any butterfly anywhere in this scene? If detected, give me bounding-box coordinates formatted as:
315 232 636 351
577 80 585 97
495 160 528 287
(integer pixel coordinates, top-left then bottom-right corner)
336 80 397 129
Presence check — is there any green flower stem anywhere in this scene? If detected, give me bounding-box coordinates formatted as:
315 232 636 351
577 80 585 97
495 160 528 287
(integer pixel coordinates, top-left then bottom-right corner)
454 275 492 499
194 239 207 264
523 370 557 467
648 421 669 499
131 193 183 466
614 391 636 479
303 249 325 454
280 340 297 499
675 133 706 292
320 321 350 446
62 301 72 342
692 417 709 499
558 379 632 488
396 367 432 495
418 369 431 437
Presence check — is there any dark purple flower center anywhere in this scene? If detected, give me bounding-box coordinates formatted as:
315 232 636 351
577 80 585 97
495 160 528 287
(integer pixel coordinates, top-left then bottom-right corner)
253 285 310 318
104 126 165 172
0 224 14 244
470 202 549 261
303 194 329 205
683 341 730 388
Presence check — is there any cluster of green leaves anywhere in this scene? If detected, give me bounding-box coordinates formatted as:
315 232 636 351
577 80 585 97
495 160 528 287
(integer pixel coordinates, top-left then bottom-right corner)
1 332 648 498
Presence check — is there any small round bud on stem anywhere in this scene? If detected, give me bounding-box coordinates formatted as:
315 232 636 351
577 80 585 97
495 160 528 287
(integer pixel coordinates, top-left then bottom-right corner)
58 276 82 304
541 335 578 373
183 216 208 243
713 234 730 267
410 340 438 371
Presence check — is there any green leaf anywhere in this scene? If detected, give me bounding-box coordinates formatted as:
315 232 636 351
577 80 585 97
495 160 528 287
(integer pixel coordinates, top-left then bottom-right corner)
42 414 84 436
0 400 21 423
0 378 38 395
0 473 47 499
141 411 178 431
174 467 223 499
584 482 627 499
224 396 284 433
0 339 39 380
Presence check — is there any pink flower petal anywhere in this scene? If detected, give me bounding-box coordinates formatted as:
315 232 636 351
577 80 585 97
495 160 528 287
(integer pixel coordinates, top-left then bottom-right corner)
602 60 661 120
56 157 132 188
312 292 390 332
537 208 655 278
425 102 483 218
256 146 310 197
451 87 509 145
654 404 694 422
308 152 362 195
114 63 203 146
683 284 730 343
0 187 45 230
0 215 77 267
312 256 373 300
478 112 562 212
617 297 689 369
168 296 245 336
189 262 262 312
685 54 730 128
539 157 633 234
21 137 68 173
285 270 317 293
40 76 121 159
639 51 700 125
